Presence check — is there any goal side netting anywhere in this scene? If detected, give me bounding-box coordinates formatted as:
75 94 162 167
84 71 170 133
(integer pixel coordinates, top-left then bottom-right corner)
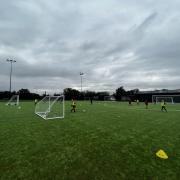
6 95 19 106
35 95 65 120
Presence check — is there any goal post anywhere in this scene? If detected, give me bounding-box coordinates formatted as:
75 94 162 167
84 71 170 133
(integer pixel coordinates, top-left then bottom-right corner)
6 95 19 106
35 95 65 120
152 95 180 104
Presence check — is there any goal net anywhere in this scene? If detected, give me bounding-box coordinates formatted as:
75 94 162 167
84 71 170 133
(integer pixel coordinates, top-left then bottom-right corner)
156 97 173 104
104 96 115 101
6 95 19 106
35 95 65 120
152 95 180 104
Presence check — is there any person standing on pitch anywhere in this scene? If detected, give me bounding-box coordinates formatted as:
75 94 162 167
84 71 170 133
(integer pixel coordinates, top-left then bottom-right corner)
137 99 139 105
90 97 93 104
145 100 148 109
71 99 76 112
34 99 38 106
161 100 167 112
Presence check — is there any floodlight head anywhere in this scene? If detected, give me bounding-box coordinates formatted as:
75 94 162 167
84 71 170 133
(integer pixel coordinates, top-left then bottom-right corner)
80 72 84 76
6 59 16 63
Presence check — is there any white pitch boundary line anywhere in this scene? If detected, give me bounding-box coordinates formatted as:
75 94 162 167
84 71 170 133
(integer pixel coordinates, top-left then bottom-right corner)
130 108 180 112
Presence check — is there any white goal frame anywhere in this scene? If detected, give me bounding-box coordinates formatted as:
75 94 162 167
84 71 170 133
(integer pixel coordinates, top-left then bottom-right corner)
152 95 180 104
35 95 65 120
6 95 19 106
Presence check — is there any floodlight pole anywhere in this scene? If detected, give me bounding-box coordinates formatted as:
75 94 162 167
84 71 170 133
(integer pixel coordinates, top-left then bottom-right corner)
80 72 84 92
6 59 16 92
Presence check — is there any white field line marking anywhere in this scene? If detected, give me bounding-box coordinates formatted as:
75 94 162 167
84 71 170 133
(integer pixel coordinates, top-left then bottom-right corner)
130 108 180 112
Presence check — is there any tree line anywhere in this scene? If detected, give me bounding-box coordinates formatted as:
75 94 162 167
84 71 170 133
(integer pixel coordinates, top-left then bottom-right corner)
0 89 40 100
1 86 178 102
0 86 138 101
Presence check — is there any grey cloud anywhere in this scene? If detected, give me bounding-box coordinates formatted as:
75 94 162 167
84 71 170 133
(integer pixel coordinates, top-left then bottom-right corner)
0 0 180 93
135 12 157 33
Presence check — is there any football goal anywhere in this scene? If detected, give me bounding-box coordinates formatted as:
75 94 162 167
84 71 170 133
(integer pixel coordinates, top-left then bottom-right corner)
6 95 19 106
104 96 115 101
35 95 65 120
152 95 180 104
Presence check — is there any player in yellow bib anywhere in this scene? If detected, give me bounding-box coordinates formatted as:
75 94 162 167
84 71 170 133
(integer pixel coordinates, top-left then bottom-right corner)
71 99 76 112
161 100 167 112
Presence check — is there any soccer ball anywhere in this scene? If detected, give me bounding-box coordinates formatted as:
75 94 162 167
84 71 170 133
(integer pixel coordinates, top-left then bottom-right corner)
82 109 86 112
18 106 21 109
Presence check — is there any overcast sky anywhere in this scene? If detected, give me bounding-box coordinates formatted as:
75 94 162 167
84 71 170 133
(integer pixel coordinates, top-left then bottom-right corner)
0 0 180 94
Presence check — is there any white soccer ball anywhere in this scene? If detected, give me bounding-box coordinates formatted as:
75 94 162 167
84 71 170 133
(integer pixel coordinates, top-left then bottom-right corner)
18 106 21 109
82 109 86 112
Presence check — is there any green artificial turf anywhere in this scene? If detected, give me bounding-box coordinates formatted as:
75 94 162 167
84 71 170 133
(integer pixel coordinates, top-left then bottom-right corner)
0 101 180 180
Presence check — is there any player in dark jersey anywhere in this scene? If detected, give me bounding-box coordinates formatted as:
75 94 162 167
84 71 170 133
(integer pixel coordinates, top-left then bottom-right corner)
145 100 148 109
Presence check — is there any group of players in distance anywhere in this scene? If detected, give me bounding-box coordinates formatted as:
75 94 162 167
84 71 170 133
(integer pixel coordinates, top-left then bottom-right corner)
129 99 167 112
69 98 168 113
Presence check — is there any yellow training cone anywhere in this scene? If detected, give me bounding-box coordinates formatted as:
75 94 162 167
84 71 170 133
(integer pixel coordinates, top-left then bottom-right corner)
156 149 168 159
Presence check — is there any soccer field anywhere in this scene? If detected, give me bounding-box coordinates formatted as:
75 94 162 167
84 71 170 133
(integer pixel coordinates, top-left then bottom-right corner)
0 101 180 179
